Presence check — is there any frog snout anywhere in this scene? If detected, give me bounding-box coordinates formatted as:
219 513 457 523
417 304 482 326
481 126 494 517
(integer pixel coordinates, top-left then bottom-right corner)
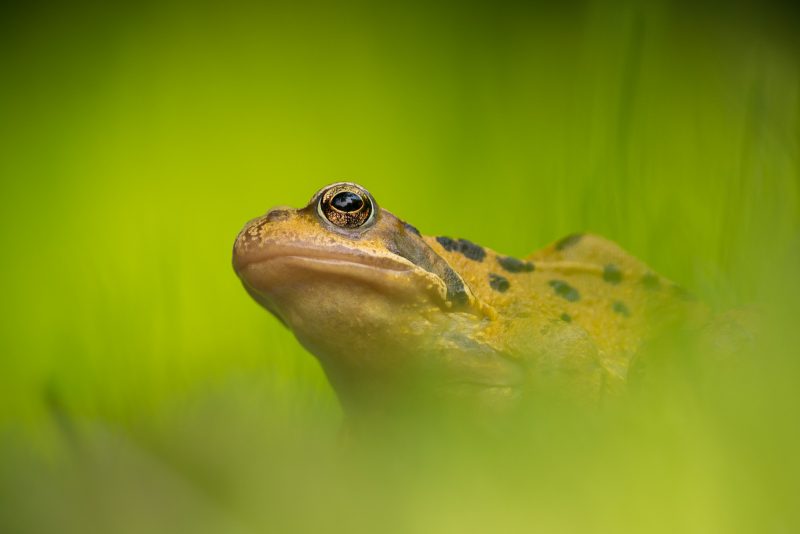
236 207 293 247
233 206 297 271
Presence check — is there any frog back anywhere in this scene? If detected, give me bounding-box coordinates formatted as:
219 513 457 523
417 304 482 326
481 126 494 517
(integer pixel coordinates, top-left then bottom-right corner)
426 232 704 385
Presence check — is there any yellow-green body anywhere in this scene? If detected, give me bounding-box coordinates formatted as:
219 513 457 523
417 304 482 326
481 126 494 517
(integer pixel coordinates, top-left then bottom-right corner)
233 183 699 415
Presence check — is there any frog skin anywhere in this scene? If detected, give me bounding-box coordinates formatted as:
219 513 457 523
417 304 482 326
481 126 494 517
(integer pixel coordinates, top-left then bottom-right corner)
233 182 699 415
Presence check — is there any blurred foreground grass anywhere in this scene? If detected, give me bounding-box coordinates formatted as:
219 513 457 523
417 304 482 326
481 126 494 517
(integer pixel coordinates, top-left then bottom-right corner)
1 0 799 532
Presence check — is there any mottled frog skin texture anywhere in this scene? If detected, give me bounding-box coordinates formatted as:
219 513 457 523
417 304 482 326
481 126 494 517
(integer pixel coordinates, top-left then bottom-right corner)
233 183 700 415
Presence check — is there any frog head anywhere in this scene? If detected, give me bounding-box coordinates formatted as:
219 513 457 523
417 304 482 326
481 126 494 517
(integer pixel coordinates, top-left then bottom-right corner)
233 182 522 414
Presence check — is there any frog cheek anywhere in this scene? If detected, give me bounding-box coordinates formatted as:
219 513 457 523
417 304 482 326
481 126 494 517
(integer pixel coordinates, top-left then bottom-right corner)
386 231 481 313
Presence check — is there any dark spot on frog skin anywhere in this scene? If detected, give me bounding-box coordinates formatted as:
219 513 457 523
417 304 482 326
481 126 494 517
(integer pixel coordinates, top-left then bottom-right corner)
612 301 631 317
436 236 456 251
555 233 583 250
488 273 510 293
641 272 660 290
460 241 486 261
560 312 572 323
436 236 486 262
403 222 421 236
548 280 580 302
265 209 290 223
497 256 534 273
603 264 623 284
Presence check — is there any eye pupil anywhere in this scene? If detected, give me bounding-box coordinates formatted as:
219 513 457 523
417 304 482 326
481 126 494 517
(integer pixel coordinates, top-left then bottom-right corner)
331 191 364 212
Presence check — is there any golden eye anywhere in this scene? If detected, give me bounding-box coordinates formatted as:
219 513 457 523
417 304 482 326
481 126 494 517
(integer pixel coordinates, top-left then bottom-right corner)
318 184 375 229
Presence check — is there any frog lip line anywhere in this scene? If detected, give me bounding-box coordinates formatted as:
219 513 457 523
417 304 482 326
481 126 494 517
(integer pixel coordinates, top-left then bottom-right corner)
234 244 416 274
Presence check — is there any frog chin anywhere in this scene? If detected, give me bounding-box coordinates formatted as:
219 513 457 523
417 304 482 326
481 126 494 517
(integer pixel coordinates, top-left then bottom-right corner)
234 249 516 404
236 254 452 327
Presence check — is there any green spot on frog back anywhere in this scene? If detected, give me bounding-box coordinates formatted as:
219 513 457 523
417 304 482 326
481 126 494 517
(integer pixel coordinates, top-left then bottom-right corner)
497 256 534 273
549 280 580 302
603 264 623 284
555 233 583 250
612 301 631 317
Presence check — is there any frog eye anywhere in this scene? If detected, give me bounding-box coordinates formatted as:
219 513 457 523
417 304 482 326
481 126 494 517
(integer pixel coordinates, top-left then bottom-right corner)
317 183 375 229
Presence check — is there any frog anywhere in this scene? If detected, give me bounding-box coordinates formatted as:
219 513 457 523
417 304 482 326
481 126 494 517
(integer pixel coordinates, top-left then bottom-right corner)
232 182 702 416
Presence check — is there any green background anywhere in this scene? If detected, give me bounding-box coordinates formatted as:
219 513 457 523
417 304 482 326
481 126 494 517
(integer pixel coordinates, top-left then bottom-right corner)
1 1 798 532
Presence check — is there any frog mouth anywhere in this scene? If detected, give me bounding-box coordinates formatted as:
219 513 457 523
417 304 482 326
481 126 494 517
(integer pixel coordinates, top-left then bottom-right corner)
234 242 449 304
233 242 417 273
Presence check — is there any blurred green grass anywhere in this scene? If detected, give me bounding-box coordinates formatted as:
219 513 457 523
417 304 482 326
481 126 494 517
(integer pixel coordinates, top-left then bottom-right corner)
1 0 799 532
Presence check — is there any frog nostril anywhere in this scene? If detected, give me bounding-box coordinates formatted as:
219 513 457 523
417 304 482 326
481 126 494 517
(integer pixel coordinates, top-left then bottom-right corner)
265 209 291 223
